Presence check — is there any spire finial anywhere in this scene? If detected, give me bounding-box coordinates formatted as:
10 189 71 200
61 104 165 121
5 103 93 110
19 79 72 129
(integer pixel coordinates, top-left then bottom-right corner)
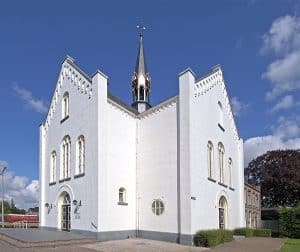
136 25 146 39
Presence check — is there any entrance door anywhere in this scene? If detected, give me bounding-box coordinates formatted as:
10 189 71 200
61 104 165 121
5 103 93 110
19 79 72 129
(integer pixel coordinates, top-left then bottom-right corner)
219 208 225 229
61 204 71 231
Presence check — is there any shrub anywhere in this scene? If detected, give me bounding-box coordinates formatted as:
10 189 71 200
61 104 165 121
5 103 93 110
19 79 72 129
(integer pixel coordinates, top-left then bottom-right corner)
194 229 233 247
279 205 300 238
233 228 254 237
253 228 271 237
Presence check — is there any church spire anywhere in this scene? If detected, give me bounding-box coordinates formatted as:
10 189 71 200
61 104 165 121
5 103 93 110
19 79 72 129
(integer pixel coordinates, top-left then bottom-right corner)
131 26 151 113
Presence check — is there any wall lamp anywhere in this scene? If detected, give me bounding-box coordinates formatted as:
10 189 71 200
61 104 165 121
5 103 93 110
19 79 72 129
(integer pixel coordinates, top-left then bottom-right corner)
72 200 82 206
45 203 52 212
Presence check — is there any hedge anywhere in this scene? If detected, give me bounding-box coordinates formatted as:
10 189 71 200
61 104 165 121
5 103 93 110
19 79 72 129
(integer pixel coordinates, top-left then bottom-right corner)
194 229 233 247
279 205 300 238
233 228 254 237
253 228 271 237
233 228 271 237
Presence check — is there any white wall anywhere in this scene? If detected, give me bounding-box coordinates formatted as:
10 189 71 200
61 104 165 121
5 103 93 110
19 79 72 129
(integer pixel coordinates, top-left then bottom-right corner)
98 100 137 231
187 67 245 233
137 98 178 234
40 59 99 233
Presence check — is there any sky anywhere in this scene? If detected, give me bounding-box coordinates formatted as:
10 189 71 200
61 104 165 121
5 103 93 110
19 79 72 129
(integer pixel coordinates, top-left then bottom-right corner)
0 0 300 209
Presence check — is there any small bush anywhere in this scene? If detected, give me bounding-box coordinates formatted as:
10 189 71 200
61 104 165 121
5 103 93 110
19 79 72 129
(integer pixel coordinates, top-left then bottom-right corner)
253 228 271 237
194 229 233 247
279 205 300 238
233 228 254 237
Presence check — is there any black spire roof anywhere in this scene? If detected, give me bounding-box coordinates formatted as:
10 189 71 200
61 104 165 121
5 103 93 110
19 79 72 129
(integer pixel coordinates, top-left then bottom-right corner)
135 34 148 75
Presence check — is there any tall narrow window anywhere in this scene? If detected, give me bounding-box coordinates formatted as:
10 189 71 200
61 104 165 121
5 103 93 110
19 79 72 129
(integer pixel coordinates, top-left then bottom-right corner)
61 136 71 179
119 187 126 203
228 158 233 187
50 151 56 183
139 86 144 101
218 101 224 128
76 135 85 175
207 141 214 178
219 196 228 229
218 142 225 183
62 92 69 119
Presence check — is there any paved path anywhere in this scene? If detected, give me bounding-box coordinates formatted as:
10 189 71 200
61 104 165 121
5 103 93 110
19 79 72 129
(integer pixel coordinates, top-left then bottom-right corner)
210 237 285 252
0 235 286 252
82 238 207 252
0 228 92 241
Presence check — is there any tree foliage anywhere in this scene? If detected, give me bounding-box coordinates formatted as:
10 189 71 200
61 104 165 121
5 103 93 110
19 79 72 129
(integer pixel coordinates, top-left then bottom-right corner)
1 199 25 214
245 150 300 207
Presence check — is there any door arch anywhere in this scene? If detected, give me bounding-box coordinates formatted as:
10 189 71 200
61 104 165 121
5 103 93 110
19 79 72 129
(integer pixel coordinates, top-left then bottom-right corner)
219 196 228 229
57 191 71 231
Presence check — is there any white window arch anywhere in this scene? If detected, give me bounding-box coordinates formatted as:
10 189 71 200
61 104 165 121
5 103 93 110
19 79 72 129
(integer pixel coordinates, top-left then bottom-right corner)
207 141 214 178
62 92 69 119
61 135 71 179
228 158 233 187
218 101 224 127
50 151 56 183
218 142 225 183
119 187 126 203
76 135 85 175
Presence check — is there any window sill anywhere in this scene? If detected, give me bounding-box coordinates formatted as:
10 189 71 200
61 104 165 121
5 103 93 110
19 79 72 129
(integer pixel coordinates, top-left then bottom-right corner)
229 187 235 191
59 177 71 183
207 177 216 183
60 115 69 124
218 123 225 132
74 173 85 179
218 182 228 188
118 202 128 206
49 182 56 186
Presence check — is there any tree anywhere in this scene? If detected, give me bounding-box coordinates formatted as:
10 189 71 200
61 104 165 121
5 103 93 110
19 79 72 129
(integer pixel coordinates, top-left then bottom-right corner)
245 149 300 208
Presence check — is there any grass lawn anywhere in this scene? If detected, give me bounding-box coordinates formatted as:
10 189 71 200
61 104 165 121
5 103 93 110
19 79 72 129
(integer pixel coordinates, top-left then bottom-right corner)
280 239 300 252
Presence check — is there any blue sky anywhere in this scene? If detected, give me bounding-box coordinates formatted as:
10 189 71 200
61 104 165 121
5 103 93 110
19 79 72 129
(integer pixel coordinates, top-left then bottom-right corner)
1 0 300 208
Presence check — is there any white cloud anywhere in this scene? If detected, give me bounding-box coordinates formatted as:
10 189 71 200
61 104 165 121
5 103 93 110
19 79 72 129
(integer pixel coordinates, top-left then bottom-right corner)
261 15 300 100
230 96 248 117
0 160 39 210
13 84 48 113
244 116 300 166
271 95 295 112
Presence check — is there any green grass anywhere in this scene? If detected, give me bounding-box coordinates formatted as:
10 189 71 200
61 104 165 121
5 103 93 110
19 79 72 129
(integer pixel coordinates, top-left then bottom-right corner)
280 239 300 252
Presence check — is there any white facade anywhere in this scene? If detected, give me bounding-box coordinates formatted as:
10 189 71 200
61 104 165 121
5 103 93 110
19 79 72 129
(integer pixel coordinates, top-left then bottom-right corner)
39 46 245 245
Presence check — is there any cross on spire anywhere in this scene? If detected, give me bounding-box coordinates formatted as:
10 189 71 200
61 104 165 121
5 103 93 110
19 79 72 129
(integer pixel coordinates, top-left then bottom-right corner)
136 25 146 38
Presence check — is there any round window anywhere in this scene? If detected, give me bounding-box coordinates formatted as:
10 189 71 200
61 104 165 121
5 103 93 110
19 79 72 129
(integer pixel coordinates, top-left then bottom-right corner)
152 199 164 216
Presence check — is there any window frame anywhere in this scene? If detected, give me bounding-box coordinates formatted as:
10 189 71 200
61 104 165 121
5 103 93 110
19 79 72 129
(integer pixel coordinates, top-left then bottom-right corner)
60 135 71 181
76 135 85 176
62 92 69 120
218 142 225 184
151 199 165 216
50 151 56 184
207 141 214 179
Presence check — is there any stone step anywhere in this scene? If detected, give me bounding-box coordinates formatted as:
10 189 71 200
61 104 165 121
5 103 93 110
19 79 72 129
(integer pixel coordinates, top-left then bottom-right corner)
0 232 97 248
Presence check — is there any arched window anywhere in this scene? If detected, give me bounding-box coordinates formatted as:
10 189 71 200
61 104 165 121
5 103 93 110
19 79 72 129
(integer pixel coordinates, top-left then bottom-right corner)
152 199 164 216
228 158 232 187
218 142 225 183
219 196 228 229
218 101 224 127
207 141 214 178
62 92 69 119
76 135 85 175
139 86 144 101
61 136 71 179
119 187 126 203
50 151 56 183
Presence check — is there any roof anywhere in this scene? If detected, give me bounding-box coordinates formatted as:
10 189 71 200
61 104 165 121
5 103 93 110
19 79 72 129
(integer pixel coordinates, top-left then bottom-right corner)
135 34 148 75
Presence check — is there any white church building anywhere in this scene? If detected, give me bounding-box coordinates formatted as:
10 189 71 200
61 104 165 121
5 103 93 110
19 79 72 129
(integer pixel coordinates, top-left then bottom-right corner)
39 33 245 245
